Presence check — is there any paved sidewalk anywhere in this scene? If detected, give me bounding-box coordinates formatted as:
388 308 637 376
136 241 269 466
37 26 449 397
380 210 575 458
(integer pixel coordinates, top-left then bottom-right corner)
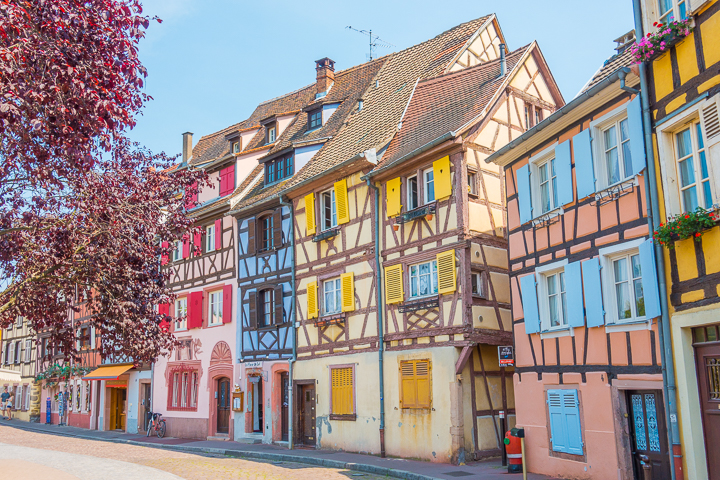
0 419 560 480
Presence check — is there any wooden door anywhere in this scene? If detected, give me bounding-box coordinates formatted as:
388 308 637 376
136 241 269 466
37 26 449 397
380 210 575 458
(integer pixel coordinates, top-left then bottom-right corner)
140 384 151 431
108 388 117 430
118 388 126 431
300 384 316 446
627 390 670 480
281 372 289 441
695 343 720 479
217 378 230 434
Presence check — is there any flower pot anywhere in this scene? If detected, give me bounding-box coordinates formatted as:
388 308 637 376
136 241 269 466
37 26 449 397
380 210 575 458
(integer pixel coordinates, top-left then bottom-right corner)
393 224 399 231
425 214 433 221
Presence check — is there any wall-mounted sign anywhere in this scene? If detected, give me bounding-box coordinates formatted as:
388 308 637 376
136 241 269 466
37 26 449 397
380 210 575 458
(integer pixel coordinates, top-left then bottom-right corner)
232 392 244 412
106 380 127 388
498 346 514 367
244 361 262 369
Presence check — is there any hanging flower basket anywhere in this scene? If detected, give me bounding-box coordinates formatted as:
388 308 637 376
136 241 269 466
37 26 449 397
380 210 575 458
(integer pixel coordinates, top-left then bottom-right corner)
631 19 693 63
653 207 718 249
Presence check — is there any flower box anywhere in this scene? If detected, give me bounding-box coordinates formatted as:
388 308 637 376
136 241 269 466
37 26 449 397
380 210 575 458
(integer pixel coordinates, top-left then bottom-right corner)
653 207 718 249
631 19 693 64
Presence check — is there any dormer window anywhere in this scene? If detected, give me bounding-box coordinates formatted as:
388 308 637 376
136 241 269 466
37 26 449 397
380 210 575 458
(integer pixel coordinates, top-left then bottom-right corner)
232 141 240 153
264 154 294 186
308 109 322 130
267 125 276 144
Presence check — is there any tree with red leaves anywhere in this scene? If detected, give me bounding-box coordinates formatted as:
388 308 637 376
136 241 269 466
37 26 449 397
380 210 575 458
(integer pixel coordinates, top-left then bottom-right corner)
0 1 206 363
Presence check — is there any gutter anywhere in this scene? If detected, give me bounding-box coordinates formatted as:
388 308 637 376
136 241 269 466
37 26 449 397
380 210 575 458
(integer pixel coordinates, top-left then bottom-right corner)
632 2 682 478
279 195 297 450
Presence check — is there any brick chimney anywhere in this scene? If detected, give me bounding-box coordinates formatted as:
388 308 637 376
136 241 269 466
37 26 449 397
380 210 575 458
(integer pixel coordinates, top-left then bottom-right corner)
182 132 193 165
315 57 335 96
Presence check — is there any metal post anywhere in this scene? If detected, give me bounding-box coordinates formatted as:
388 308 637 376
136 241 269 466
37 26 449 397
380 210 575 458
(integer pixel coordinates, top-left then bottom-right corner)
500 410 507 467
520 436 527 480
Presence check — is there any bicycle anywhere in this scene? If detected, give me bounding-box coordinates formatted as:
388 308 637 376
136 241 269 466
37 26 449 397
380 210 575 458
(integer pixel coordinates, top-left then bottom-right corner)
146 412 166 438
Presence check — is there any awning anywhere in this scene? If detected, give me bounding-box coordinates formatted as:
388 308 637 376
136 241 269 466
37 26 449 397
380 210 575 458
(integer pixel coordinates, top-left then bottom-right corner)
0 368 22 384
82 364 133 380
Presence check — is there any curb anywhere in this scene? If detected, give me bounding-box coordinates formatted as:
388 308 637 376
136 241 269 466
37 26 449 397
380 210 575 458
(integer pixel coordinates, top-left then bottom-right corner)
0 421 438 480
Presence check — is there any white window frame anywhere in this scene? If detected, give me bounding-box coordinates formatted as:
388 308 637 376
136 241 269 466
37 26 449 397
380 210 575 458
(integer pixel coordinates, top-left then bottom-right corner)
423 168 435 204
172 240 183 262
208 290 223 326
323 278 342 316
470 271 486 298
467 170 478 196
591 104 639 191
674 120 714 211
409 260 438 299
528 143 561 219
25 339 32 363
172 372 179 407
407 175 419 210
535 260 570 332
16 316 22 328
232 141 240 153
599 238 648 326
206 224 216 253
657 0 688 24
656 98 720 217
268 126 276 143
321 188 337 231
175 297 188 331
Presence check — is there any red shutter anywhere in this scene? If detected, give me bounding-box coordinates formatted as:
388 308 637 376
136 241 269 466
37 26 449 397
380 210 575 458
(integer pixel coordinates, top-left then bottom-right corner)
222 285 233 324
215 219 222 250
161 241 169 265
182 234 190 259
219 165 235 197
159 303 170 332
193 231 202 255
188 292 203 329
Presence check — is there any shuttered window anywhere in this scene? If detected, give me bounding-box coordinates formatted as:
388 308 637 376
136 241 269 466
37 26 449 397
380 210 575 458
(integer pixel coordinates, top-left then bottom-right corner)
334 179 350 225
330 366 354 415
547 389 584 455
386 177 402 217
307 281 319 319
433 156 452 200
436 250 456 294
400 359 431 409
340 272 355 312
304 193 316 236
384 264 404 304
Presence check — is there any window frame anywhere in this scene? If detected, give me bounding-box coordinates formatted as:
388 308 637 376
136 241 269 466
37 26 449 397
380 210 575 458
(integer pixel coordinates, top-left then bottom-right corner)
258 288 274 328
24 339 32 363
470 270 487 298
590 104 637 190
409 259 438 299
205 225 216 253
260 214 274 251
329 364 356 420
232 140 241 154
534 260 570 332
528 144 560 218
599 238 648 325
14 340 21 363
308 109 322 130
467 170 478 196
267 124 276 144
423 168 435 204
657 0 687 24
407 175 419 210
172 240 183 262
323 277 342 316
208 290 224 326
175 297 188 331
168 367 199 411
321 188 337 231
674 120 714 211
399 358 432 410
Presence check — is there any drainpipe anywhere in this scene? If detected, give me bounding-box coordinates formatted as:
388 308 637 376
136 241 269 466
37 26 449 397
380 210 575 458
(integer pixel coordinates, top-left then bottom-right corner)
631 2 682 478
280 196 297 450
365 179 386 458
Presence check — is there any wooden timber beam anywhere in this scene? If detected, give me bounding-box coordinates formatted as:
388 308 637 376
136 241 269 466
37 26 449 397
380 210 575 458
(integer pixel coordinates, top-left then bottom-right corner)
455 344 475 375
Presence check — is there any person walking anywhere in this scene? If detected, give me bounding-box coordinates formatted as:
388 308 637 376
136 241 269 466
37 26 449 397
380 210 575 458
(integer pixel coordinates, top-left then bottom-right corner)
5 389 14 420
1 387 9 420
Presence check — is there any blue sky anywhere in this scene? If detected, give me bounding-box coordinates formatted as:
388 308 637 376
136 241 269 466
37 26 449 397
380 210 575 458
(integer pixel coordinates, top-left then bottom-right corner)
132 0 635 159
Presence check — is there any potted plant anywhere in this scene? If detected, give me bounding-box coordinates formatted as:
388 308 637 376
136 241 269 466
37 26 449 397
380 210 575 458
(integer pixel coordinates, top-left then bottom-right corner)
631 18 693 63
653 207 717 249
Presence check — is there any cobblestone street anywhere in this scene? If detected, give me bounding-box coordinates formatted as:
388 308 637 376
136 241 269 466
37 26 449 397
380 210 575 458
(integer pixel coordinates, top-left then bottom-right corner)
0 426 389 480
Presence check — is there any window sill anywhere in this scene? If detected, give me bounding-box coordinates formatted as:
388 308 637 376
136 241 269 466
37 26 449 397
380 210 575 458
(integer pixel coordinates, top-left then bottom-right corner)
540 327 573 339
315 314 345 327
206 322 224 328
313 227 340 243
397 203 436 225
329 413 356 421
604 319 652 333
593 177 637 206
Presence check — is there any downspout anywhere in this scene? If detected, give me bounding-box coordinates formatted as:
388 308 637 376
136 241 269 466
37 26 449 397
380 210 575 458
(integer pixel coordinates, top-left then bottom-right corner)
365 178 386 458
280 196 297 450
631 2 682 478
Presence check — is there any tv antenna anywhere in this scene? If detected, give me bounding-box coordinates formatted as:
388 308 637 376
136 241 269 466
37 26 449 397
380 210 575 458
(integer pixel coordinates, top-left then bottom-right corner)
346 26 395 61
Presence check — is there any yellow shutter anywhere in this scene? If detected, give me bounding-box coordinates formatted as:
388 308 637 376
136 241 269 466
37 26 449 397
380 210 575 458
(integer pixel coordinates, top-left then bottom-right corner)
385 177 402 217
433 156 452 200
340 272 355 312
305 193 316 236
415 360 431 408
436 249 456 294
307 281 318 319
334 179 350 225
384 264 404 304
331 367 353 415
400 361 417 408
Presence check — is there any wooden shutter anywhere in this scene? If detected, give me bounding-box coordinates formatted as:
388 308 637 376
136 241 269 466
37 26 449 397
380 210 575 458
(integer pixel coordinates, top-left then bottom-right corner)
335 179 350 225
639 239 661 319
384 264 404 304
581 258 604 327
214 219 222 250
572 129 596 200
433 156 452 200
436 250 456 294
274 285 284 325
248 291 258 330
400 360 431 409
182 234 190 259
220 164 235 197
331 367 354 415
340 272 355 312
548 389 583 455
187 292 203 329
158 303 170 316
386 177 402 217
246 218 256 255
547 389 567 453
222 284 232 324
161 241 169 265
415 360 431 408
626 96 646 176
564 261 585 328
516 164 532 224
700 96 720 147
304 193 316 236
273 208 283 248
554 140 574 206
193 231 202 256
520 273 540 334
307 281 318 319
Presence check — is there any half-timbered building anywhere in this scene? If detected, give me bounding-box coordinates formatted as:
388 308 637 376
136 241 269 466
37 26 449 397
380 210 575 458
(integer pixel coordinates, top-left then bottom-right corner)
486 40 669 479
1 316 37 422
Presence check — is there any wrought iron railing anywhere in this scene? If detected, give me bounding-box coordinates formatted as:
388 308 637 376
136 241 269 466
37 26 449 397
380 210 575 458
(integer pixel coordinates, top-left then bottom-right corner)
396 203 436 225
398 296 439 313
313 227 340 243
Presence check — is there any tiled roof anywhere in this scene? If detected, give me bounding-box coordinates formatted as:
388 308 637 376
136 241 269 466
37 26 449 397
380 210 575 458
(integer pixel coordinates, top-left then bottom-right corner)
577 46 635 96
378 44 532 169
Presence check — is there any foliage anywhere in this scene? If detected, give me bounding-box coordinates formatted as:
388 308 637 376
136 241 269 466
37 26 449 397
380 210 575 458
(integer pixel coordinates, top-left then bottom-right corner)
653 207 717 248
35 363 92 387
631 18 692 63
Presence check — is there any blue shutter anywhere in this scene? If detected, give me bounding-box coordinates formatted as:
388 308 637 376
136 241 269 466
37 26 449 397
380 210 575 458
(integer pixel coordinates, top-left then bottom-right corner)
573 129 596 200
639 239 662 319
626 96 646 176
554 140 574 206
520 273 540 334
564 261 585 328
562 390 584 455
547 389 568 453
517 164 532 224
582 258 605 327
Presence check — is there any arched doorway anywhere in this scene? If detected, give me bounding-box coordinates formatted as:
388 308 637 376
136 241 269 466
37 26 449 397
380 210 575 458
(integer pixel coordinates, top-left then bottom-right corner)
216 377 230 435
208 341 234 438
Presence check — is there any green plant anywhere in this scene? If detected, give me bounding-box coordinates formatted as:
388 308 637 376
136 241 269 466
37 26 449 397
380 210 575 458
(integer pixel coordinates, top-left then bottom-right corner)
631 18 693 63
653 207 718 248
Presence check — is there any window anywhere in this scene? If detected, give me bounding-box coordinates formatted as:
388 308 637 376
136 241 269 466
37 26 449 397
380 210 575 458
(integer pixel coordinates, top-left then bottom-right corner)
264 155 294 186
308 109 322 130
4 342 11 364
658 0 687 24
675 121 714 211
423 168 435 204
25 339 32 362
537 158 558 214
543 271 568 328
191 372 198 407
261 215 274 251
80 327 91 348
16 316 22 328
407 176 419 210
330 366 354 417
209 291 223 325
547 389 584 455
535 107 543 126
602 118 633 186
400 359 431 409
467 171 477 195
323 278 342 315
267 125 276 143
172 240 183 262
409 260 438 298
471 271 486 298
525 103 532 129
259 289 273 327
180 372 188 407
232 141 240 153
85 381 92 411
176 338 193 360
169 368 199 410
610 253 645 321
41 337 49 360
206 225 216 253
175 298 188 331
14 340 21 363
172 373 179 407
321 189 337 231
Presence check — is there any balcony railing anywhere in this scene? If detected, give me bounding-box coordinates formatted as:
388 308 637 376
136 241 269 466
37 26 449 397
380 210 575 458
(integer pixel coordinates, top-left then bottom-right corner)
396 204 436 225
